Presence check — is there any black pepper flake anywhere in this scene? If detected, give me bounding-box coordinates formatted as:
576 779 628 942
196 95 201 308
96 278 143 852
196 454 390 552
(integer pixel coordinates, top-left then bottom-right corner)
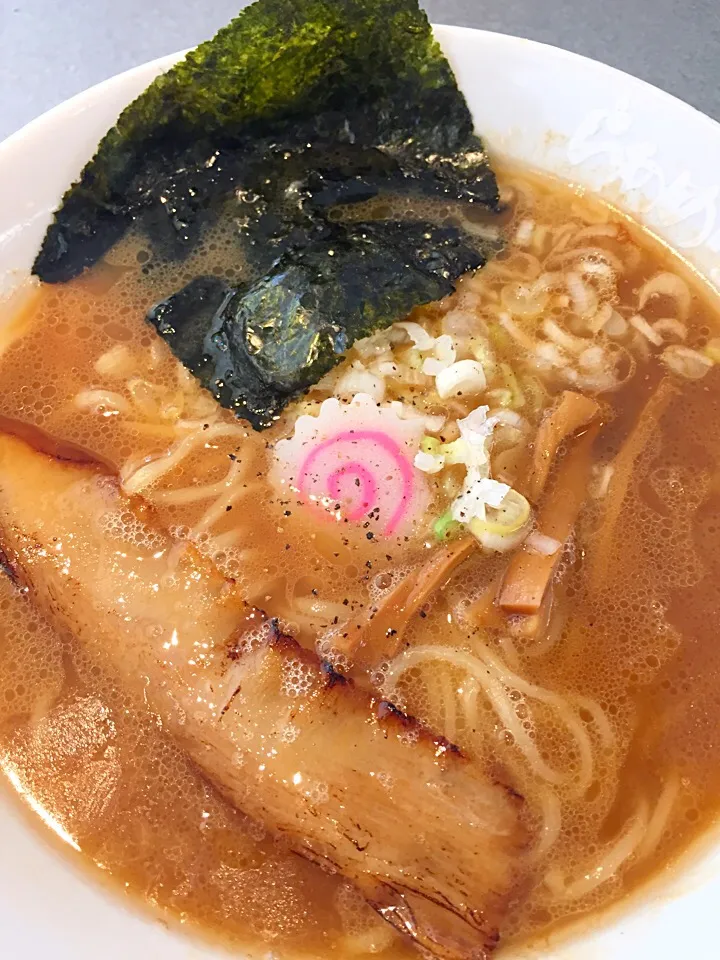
365 560 373 569
203 423 209 430
284 510 291 516
355 478 361 487
386 628 397 637
366 532 374 540
228 453 237 461
343 598 349 606
385 554 392 561
419 610 427 618
226 505 233 512
285 544 291 550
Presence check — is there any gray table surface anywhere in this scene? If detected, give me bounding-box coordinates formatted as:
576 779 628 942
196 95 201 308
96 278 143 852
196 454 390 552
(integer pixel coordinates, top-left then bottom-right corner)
0 0 719 143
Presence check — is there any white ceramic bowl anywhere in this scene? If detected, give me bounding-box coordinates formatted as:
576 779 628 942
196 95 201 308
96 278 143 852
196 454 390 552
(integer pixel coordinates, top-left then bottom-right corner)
1 25 720 960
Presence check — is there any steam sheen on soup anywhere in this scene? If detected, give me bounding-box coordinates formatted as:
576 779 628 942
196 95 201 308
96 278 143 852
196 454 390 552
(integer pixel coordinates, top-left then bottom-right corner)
1 165 720 959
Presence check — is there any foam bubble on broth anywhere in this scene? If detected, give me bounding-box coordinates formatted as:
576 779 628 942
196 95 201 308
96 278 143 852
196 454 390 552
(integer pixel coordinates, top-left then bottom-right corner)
1 163 720 955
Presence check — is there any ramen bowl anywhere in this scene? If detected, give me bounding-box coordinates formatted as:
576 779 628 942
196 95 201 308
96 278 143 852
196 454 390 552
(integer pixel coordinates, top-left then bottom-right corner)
1 24 720 960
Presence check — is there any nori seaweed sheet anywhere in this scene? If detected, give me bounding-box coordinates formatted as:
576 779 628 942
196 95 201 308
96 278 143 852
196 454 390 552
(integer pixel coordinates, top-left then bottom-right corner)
149 222 484 428
34 0 504 429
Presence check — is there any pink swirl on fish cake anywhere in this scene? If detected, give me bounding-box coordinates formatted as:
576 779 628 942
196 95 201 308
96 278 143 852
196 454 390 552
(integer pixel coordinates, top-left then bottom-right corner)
327 462 377 520
272 394 430 539
297 430 415 535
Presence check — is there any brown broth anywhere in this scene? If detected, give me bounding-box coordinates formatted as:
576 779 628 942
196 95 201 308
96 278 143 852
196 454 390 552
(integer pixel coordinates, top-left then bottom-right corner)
1 164 720 957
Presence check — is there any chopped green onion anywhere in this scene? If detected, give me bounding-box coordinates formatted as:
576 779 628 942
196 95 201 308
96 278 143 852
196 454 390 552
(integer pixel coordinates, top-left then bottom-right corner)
433 511 462 541
438 438 468 465
421 436 442 455
405 348 424 371
468 488 531 537
470 337 496 378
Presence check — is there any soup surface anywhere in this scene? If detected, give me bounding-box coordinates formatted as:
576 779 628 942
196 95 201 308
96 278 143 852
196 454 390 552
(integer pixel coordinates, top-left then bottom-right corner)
1 164 720 958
